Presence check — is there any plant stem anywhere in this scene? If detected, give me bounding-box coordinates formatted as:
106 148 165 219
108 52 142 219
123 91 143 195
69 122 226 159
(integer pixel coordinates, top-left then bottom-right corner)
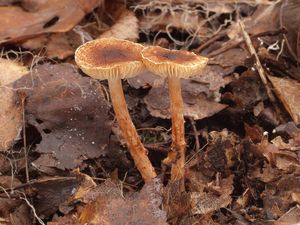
168 77 186 183
108 78 156 182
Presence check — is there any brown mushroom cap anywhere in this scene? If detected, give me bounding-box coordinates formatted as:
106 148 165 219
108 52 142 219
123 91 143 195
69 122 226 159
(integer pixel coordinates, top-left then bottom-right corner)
141 46 208 79
75 38 146 80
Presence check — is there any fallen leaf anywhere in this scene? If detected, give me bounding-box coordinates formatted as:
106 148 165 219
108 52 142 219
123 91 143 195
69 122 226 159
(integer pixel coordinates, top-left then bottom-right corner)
268 76 300 124
14 63 112 169
274 205 300 225
255 136 299 171
0 0 102 43
0 59 28 151
78 178 167 225
274 122 300 138
210 48 248 68
228 70 268 109
9 203 31 225
271 136 300 151
66 169 97 204
99 9 139 41
262 172 300 220
280 0 300 63
26 177 78 218
143 72 228 120
244 123 264 143
46 33 74 59
0 176 22 188
190 175 234 215
205 130 241 172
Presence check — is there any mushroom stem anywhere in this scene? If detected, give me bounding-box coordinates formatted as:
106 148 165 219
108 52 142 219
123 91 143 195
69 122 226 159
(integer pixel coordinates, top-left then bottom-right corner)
108 78 157 182
167 77 186 182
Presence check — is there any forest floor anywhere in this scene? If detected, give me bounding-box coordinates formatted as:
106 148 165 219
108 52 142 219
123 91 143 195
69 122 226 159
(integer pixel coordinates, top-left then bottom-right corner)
0 0 299 224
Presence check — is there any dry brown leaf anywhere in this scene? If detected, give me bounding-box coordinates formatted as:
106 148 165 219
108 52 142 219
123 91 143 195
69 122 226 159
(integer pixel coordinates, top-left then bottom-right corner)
78 178 167 225
142 68 229 120
268 76 300 124
66 169 97 204
280 0 300 63
256 136 299 171
0 0 101 43
248 162 281 183
145 86 227 120
228 71 268 109
0 197 31 225
46 33 74 59
0 59 28 151
261 172 300 220
0 176 22 188
14 63 112 169
244 123 264 143
271 136 300 151
145 0 274 4
99 9 139 41
210 48 248 68
190 175 234 215
274 205 300 225
139 8 208 35
9 204 31 225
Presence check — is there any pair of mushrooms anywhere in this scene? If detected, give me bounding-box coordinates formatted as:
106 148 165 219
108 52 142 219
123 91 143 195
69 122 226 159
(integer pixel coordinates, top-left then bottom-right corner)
75 38 208 183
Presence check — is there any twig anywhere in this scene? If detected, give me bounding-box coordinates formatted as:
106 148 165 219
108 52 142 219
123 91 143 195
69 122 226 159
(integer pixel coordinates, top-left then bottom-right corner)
18 191 45 225
207 27 286 58
18 91 29 183
238 20 282 120
192 31 227 53
188 116 200 152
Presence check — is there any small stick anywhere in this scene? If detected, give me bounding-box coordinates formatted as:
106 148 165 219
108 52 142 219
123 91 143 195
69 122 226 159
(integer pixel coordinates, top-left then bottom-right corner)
239 21 282 120
18 91 30 183
188 116 200 152
207 27 286 58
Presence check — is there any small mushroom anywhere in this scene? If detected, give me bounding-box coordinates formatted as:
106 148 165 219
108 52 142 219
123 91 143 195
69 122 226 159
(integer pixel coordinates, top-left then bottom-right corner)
141 46 208 182
75 38 156 182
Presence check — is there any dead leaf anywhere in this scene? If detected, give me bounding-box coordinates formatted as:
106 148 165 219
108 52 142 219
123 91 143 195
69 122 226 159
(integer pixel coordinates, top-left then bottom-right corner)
0 0 102 43
262 172 300 220
99 9 139 41
274 122 300 138
280 0 300 63
190 175 234 215
210 48 248 68
9 203 31 225
66 169 97 204
255 136 299 171
14 63 112 169
205 130 241 172
143 71 228 121
127 71 163 89
46 33 74 59
228 70 268 109
163 181 191 222
268 76 300 124
244 123 264 143
0 176 22 188
26 177 78 218
274 205 300 225
248 162 281 183
78 178 167 225
0 59 28 151
271 136 300 151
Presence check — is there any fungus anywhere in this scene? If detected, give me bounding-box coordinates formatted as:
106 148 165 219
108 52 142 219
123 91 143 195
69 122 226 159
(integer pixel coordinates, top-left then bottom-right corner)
141 46 208 183
75 38 156 182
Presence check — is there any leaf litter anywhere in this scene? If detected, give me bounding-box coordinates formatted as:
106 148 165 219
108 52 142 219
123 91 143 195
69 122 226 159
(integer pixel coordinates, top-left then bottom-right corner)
0 0 300 224
13 63 112 170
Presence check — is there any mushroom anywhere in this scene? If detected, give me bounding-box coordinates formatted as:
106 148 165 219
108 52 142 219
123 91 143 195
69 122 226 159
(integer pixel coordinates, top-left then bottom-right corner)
141 46 208 182
75 38 156 182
